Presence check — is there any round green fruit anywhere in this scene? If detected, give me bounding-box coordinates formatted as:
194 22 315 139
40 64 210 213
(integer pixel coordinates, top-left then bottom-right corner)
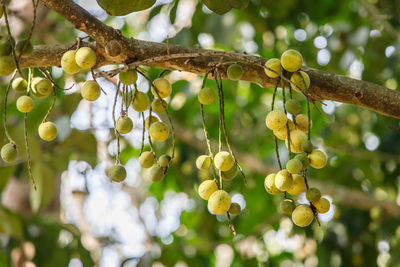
308 150 327 169
280 199 296 215
290 71 310 92
16 95 34 113
108 164 127 182
151 98 166 113
281 49 303 72
81 80 101 101
221 164 237 180
275 169 293 191
294 153 309 170
264 58 282 78
196 155 211 170
0 41 12 56
144 115 159 130
286 158 303 174
139 151 154 168
301 140 313 154
208 190 231 215
264 173 280 195
0 56 16 76
285 99 301 115
147 166 164 182
198 180 218 200
61 50 81 74
266 110 287 130
229 203 241 215
214 151 234 171
38 121 57 141
287 174 305 196
15 40 33 57
198 87 216 105
292 205 314 227
227 64 243 80
32 77 52 97
116 116 133 134
1 143 17 163
306 187 321 203
119 69 137 85
152 78 172 98
158 154 171 168
12 77 27 93
132 91 150 112
149 122 169 142
313 197 330 214
75 47 96 69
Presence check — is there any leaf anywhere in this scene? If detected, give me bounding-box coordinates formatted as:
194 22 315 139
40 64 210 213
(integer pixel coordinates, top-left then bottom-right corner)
29 163 55 213
202 0 232 14
96 0 156 16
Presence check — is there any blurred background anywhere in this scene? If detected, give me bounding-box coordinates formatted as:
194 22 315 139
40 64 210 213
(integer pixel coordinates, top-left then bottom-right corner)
1 0 400 266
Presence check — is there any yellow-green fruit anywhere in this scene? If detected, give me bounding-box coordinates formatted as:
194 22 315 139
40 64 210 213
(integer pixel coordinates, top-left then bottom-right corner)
208 190 231 215
308 150 327 169
32 77 52 97
149 122 169 142
12 77 27 93
108 165 127 182
264 58 282 78
294 153 309 170
198 87 216 105
214 151 234 171
145 115 159 130
229 203 241 215
75 47 96 69
280 199 296 215
196 155 211 170
151 98 167 114
0 41 12 56
222 164 237 180
158 154 171 168
0 56 16 76
275 169 293 191
147 166 164 182
152 78 172 98
286 158 303 174
116 116 133 134
306 187 321 203
16 95 34 113
295 114 312 132
285 99 301 115
1 143 17 163
292 205 314 227
119 69 137 85
287 174 305 196
370 206 382 220
198 180 218 200
139 151 154 168
281 49 303 72
290 71 310 92
266 110 287 130
301 140 313 154
38 121 57 141
61 50 81 74
273 119 295 140
227 64 243 80
264 173 280 194
286 129 307 153
313 197 330 214
15 40 33 57
81 80 101 101
132 91 150 112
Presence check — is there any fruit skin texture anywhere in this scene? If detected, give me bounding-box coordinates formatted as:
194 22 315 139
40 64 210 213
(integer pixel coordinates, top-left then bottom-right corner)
292 205 314 227
145 115 159 130
61 50 81 74
294 153 310 170
290 71 310 92
148 166 164 182
75 47 96 69
286 129 307 153
306 188 321 203
38 122 57 141
116 116 133 134
273 119 295 140
264 58 282 78
286 158 303 174
227 64 243 80
139 151 154 168
266 110 287 130
222 164 237 180
301 140 313 154
81 80 101 101
208 190 231 215
280 199 296 215
12 77 28 93
229 203 241 215
281 49 303 72
198 87 216 105
295 114 311 132
32 77 52 97
264 173 280 195
0 56 16 76
151 98 166 113
214 151 234 171
16 96 34 113
287 174 305 196
119 69 137 85
108 165 127 182
158 154 171 168
198 180 218 200
1 143 17 163
0 41 12 56
149 122 169 142
308 150 327 169
132 91 150 112
285 99 301 115
152 78 172 98
313 197 330 214
275 169 293 191
196 155 211 170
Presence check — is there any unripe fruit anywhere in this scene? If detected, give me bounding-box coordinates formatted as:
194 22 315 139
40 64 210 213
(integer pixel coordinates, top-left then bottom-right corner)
285 99 301 115
294 153 309 170
229 203 241 215
75 47 96 69
149 122 169 142
286 158 303 174
16 96 34 113
292 205 314 227
290 71 310 92
208 190 231 215
119 69 137 85
0 41 12 56
266 110 287 130
196 155 211 170
151 98 167 114
0 56 16 76
198 87 216 105
287 174 305 196
108 164 127 182
280 199 296 215
264 58 282 78
370 206 382 220
144 115 159 130
273 119 295 140
308 150 327 169
275 169 293 191
214 151 234 171
105 40 122 57
132 91 150 112
12 77 27 93
286 129 307 153
198 180 218 200
295 114 311 132
15 40 33 57
116 116 133 134
301 140 313 154
61 50 81 74
139 151 154 168
158 154 171 168
32 77 52 97
147 166 164 182
222 164 237 180
152 78 172 98
281 49 303 72
81 80 101 101
313 197 330 214
264 173 280 194
38 121 57 141
227 64 243 80
1 143 17 163
306 188 321 203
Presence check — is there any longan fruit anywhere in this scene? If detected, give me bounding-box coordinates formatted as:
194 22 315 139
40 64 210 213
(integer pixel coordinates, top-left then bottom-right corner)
275 169 293 191
281 49 303 72
229 203 241 215
0 55 16 76
105 40 122 57
151 98 167 114
149 121 169 142
0 40 12 56
12 77 27 93
31 77 52 97
61 50 81 74
227 64 243 80
292 205 314 227
264 173 280 195
147 165 164 182
139 151 154 168
38 121 57 141
75 47 96 69
208 190 231 215
144 115 159 130
308 150 327 169
286 129 307 153
15 40 33 57
287 174 305 196
158 154 171 168
266 110 287 130
286 158 303 174
116 116 133 134
290 71 310 92
285 99 301 115
313 197 330 214
1 143 17 163
306 188 321 203
198 87 216 105
264 58 282 78
132 91 150 112
280 199 296 215
81 80 101 101
152 78 172 98
119 69 137 85
222 164 237 180
301 140 313 154
196 155 211 170
108 164 127 182
294 153 309 170
273 119 295 140
198 180 218 200
16 95 34 113
214 151 234 171
295 114 311 132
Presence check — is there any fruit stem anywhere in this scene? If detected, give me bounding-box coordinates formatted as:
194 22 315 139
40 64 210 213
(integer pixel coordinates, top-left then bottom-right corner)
112 83 121 164
3 71 17 144
281 72 292 159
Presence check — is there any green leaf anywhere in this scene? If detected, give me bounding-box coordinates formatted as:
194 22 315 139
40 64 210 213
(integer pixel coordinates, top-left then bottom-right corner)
29 162 55 213
96 0 156 16
202 0 232 14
